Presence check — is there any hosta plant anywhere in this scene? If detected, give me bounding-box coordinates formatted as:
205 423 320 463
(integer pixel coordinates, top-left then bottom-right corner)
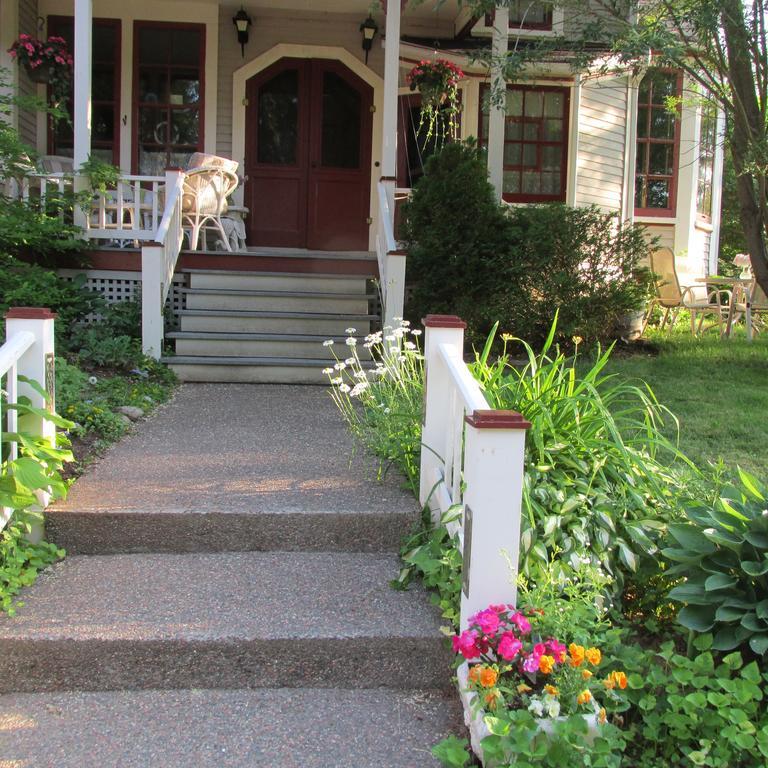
664 471 768 655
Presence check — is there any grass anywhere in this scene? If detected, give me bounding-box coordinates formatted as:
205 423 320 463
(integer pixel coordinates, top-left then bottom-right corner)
604 325 768 480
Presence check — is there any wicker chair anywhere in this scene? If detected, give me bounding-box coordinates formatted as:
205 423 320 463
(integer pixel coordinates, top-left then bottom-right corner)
181 154 240 251
646 247 731 334
732 280 768 336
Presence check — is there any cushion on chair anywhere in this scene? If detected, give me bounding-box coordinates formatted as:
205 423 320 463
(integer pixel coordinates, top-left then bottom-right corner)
187 153 239 177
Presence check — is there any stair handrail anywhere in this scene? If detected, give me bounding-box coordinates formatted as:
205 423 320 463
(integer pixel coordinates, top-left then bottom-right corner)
1 309 57 532
419 315 530 630
140 169 186 359
376 180 406 329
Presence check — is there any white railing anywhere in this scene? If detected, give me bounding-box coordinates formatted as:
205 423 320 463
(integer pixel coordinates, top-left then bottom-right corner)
1 309 57 533
375 179 406 328
419 315 530 630
141 169 186 358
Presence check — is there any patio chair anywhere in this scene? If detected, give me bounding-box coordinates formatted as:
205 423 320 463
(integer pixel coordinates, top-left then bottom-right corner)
646 247 731 335
732 279 768 335
181 153 240 251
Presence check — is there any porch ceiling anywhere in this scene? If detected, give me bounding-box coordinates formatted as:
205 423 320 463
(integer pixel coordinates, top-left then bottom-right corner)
218 0 463 22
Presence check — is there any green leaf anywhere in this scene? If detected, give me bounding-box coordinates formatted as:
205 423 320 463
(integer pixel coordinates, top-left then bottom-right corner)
713 625 752 651
669 523 717 554
742 560 768 576
668 582 710 605
749 634 768 656
745 531 768 549
678 605 717 632
756 600 768 620
705 573 739 591
738 469 766 501
716 604 748 623
618 541 638 572
431 736 470 767
740 613 766 632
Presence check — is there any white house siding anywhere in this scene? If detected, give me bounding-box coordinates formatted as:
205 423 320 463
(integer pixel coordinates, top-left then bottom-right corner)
574 74 628 214
17 0 39 148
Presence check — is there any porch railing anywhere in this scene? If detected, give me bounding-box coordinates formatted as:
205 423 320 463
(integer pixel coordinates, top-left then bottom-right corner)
1 309 57 533
419 314 530 630
140 169 185 357
375 179 406 328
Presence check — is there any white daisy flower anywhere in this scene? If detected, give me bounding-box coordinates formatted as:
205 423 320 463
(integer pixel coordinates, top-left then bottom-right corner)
339 383 351 393
334 362 346 370
323 340 334 347
345 327 356 334
404 341 416 350
346 338 357 346
411 329 422 336
384 334 396 342
350 382 369 396
344 357 355 365
354 370 368 380
321 367 333 375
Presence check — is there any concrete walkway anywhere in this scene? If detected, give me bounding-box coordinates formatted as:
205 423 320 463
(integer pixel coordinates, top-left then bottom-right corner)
0 385 461 767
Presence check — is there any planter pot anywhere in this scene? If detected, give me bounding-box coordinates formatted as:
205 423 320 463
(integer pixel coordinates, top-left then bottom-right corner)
614 309 646 342
457 662 600 766
22 60 50 85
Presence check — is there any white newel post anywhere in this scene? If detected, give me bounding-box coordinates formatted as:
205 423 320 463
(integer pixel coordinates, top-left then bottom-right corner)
4 308 57 448
419 315 467 517
381 0 402 180
487 5 509 198
383 250 406 328
73 0 93 231
141 244 165 359
460 409 530 630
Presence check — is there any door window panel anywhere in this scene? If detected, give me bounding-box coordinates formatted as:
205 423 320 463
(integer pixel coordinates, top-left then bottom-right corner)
257 69 299 165
321 72 361 169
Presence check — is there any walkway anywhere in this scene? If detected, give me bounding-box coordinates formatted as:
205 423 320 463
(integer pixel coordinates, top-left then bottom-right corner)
0 385 460 767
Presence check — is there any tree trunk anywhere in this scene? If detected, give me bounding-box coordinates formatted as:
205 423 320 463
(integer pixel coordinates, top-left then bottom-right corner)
721 0 768 295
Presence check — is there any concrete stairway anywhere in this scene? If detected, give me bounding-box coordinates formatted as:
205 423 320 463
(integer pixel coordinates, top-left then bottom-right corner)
0 385 460 766
164 256 380 384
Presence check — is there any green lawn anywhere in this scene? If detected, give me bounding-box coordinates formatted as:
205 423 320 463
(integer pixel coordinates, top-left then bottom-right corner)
604 327 768 480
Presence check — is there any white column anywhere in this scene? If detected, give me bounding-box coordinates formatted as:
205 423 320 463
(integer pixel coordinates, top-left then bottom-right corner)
674 77 699 265
487 5 509 197
0 0 20 131
419 316 467 519
708 107 727 275
622 75 640 222
381 0 402 179
460 410 529 628
566 74 581 206
141 245 165 359
73 0 92 170
4 308 57 448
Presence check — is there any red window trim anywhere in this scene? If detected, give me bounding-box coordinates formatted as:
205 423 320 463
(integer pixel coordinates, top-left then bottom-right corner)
131 20 206 174
47 15 122 166
485 5 554 32
634 70 682 218
478 83 570 204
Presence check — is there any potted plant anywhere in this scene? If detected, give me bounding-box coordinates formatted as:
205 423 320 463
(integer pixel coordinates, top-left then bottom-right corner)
447 604 628 766
406 58 464 148
8 34 73 105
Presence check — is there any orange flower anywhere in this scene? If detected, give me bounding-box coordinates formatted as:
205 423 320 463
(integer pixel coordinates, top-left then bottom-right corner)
610 671 628 690
544 684 559 696
603 678 615 691
582 669 593 681
479 667 498 688
538 655 555 675
576 690 593 706
517 683 532 694
586 647 602 666
484 690 501 710
468 666 481 684
569 644 586 668
598 707 607 725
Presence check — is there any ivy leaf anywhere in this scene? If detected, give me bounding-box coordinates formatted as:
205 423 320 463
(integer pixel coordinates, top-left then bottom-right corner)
431 736 470 767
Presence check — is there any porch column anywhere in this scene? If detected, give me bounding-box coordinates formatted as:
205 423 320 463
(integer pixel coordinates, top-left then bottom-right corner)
73 0 92 170
381 0 402 182
487 5 509 198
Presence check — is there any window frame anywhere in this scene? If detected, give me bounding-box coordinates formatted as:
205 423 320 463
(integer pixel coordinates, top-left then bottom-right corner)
478 83 570 204
47 15 122 166
132 20 206 174
634 69 682 218
485 3 554 32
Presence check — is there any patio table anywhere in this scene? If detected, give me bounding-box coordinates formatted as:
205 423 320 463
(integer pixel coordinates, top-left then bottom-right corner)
695 276 755 340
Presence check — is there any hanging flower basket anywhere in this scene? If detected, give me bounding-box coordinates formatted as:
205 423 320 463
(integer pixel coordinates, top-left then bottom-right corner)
406 58 464 149
8 34 74 105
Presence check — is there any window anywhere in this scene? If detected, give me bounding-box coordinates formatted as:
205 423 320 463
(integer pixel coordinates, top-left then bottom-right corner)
479 84 569 202
634 69 681 215
47 17 121 164
485 3 554 31
697 104 717 219
133 22 205 174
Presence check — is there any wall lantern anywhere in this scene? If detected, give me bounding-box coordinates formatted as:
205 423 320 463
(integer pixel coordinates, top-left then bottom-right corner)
233 7 252 58
359 16 378 64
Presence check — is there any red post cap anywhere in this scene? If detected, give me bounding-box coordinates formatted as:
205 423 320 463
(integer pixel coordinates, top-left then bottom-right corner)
422 314 467 329
465 410 531 429
4 307 58 320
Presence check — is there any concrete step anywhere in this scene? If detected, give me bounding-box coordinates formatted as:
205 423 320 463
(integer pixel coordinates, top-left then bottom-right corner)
0 688 462 767
0 552 451 693
164 356 356 384
167 331 371 360
183 287 373 314
178 310 375 336
184 269 370 294
45 505 412 555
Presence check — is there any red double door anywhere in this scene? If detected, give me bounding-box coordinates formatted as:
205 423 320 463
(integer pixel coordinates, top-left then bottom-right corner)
245 58 373 251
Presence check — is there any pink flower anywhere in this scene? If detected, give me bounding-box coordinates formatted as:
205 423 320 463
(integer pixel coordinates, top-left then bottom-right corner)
510 612 532 634
474 609 500 636
533 643 546 657
452 630 481 660
25 42 34 53
489 604 506 613
497 632 522 661
547 639 567 663
522 653 540 674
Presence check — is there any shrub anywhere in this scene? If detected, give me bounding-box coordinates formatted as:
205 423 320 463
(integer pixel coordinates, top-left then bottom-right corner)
664 472 768 656
73 328 142 370
402 142 653 347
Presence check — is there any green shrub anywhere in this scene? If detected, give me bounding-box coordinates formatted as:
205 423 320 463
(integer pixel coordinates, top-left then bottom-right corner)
73 328 142 370
402 142 653 347
664 472 768 656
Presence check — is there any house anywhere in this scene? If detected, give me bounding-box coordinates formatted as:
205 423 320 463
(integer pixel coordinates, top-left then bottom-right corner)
0 0 724 380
